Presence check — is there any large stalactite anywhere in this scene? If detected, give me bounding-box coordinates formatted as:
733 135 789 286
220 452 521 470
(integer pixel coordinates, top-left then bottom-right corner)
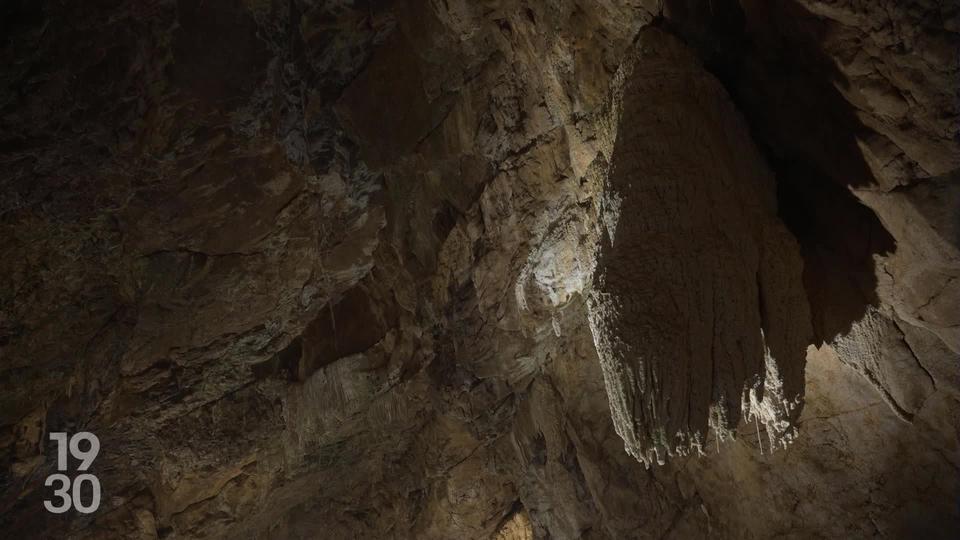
587 28 811 466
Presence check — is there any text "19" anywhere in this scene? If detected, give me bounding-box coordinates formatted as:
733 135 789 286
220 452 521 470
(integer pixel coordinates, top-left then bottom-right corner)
44 432 101 514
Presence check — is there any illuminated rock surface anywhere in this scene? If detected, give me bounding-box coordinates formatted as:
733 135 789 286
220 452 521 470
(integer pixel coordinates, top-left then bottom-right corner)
0 0 957 538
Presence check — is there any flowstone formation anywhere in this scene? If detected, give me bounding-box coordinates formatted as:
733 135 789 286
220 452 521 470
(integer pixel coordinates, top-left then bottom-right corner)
587 29 812 466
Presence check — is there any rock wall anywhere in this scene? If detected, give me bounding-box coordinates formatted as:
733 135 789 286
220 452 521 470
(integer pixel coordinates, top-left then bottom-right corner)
0 0 956 538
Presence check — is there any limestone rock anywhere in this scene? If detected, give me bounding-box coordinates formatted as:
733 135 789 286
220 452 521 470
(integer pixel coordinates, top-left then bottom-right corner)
0 0 956 538
588 28 811 465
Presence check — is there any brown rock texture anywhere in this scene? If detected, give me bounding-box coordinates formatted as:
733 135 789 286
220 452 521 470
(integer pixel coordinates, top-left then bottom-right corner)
588 28 811 465
0 0 957 538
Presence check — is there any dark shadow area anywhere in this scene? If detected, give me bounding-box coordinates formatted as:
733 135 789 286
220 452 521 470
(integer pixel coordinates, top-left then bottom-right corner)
774 157 896 343
0 0 44 51
294 282 398 381
660 0 897 343
171 0 271 106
